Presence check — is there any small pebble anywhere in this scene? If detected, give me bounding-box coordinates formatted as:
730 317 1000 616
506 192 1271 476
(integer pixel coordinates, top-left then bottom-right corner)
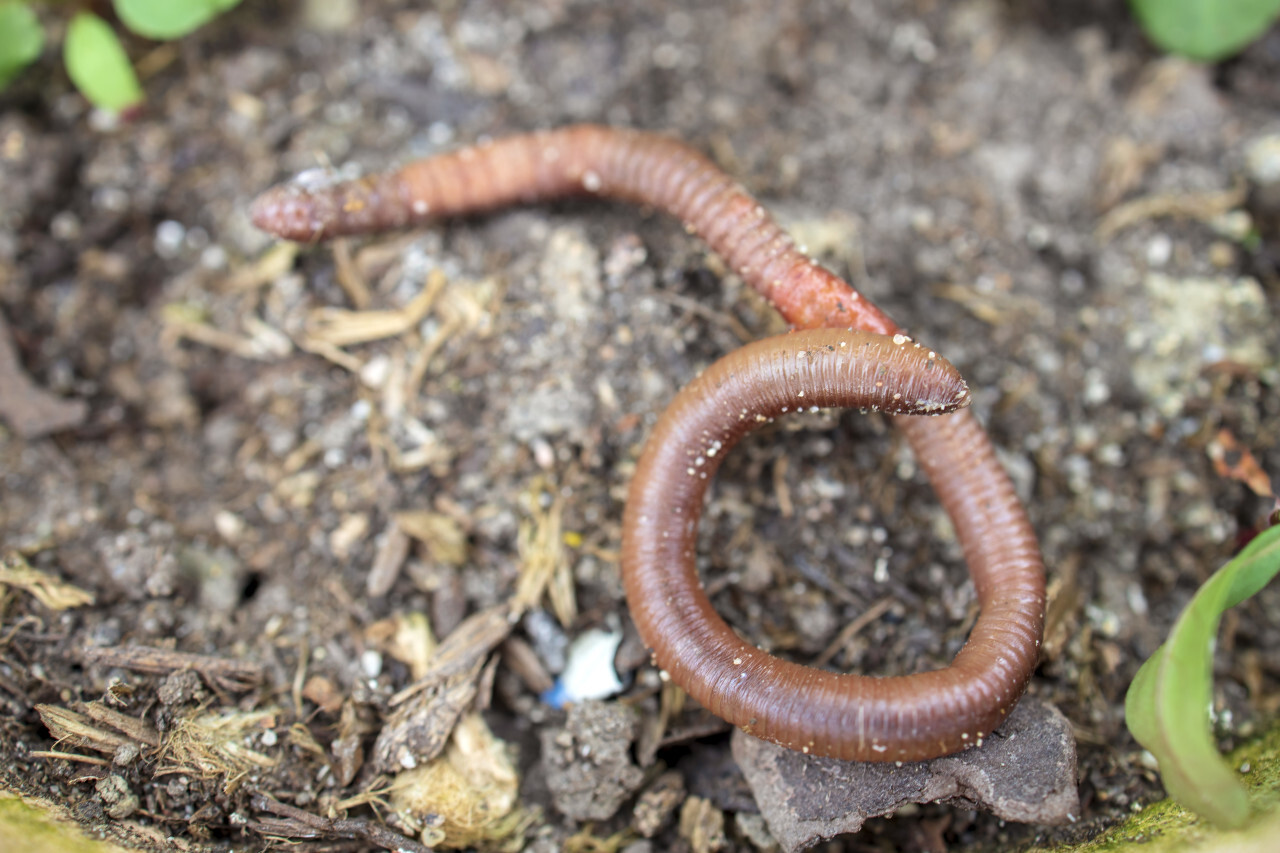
155 220 187 258
542 628 624 707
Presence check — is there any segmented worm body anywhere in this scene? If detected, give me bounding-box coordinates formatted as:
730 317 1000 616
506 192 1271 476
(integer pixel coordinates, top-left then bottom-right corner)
252 125 894 333
252 124 1046 762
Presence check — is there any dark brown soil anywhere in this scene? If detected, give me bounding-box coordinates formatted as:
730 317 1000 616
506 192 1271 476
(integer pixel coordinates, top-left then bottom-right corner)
2 1 1278 851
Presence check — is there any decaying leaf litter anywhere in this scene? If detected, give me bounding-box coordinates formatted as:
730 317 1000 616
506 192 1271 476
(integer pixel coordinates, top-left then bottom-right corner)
2 1 1280 851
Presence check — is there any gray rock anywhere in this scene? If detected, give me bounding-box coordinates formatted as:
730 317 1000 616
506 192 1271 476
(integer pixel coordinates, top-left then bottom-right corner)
732 696 1079 852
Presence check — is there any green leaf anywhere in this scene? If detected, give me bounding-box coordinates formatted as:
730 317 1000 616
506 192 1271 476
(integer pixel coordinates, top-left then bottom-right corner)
0 2 44 89
1130 0 1280 62
63 11 143 113
114 0 244 40
1125 524 1280 827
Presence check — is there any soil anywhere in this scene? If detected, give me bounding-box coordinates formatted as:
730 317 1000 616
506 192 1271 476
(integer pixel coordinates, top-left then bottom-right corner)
2 1 1279 851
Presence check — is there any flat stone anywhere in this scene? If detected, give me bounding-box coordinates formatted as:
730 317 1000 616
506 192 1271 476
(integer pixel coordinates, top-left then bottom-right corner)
732 696 1079 852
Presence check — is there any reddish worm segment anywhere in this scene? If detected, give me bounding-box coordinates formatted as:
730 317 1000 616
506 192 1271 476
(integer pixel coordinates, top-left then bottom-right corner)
252 124 1046 762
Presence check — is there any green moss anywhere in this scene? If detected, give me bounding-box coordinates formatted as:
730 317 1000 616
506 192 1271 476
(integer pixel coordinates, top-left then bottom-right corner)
0 793 130 853
1043 722 1280 853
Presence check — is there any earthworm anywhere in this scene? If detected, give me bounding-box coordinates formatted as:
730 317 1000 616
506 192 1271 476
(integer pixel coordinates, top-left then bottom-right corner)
252 125 895 333
624 326 1034 758
252 124 1046 762
624 330 1043 761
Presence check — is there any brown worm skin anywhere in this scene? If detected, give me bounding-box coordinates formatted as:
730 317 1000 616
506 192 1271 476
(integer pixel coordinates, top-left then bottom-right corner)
252 125 896 334
624 329 1043 762
252 124 1046 762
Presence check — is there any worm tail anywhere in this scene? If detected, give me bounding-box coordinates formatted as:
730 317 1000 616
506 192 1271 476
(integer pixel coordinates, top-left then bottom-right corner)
251 125 896 333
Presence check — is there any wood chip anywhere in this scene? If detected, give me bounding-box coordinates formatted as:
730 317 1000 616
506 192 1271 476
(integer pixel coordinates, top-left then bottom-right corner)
513 485 575 627
301 675 344 715
391 606 514 695
249 793 433 853
0 552 96 610
74 701 161 748
372 664 483 773
36 705 135 755
82 646 265 692
367 611 437 680
500 636 555 696
372 606 516 772
395 510 469 567
367 518 411 598
331 701 365 786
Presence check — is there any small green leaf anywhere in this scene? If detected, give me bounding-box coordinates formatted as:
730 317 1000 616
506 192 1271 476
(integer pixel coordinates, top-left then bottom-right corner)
63 11 143 113
1130 0 1280 62
1125 524 1280 827
0 2 44 89
114 0 245 40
